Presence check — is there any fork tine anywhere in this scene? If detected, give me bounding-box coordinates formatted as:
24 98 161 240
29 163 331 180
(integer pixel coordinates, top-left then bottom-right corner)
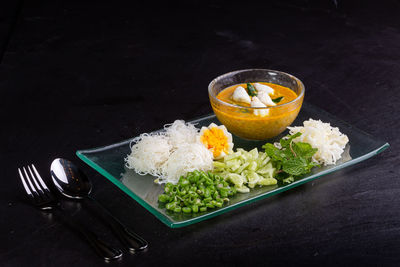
23 166 38 196
27 165 44 193
31 164 49 190
30 165 55 204
18 168 33 197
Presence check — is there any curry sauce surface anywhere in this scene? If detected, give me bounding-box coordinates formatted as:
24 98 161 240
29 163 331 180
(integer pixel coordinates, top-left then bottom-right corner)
216 82 297 107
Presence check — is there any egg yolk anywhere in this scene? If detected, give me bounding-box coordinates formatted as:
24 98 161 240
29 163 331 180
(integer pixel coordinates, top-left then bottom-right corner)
200 127 229 158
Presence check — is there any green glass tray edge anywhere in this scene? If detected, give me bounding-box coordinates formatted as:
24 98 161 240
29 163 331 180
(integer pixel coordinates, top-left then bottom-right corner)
76 150 176 228
76 142 389 228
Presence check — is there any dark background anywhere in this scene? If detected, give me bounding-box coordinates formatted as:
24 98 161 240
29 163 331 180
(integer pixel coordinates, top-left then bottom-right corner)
1 0 399 266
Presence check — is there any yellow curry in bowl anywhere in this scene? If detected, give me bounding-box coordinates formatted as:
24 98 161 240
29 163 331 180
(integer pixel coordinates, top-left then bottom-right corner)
210 82 304 140
217 82 297 107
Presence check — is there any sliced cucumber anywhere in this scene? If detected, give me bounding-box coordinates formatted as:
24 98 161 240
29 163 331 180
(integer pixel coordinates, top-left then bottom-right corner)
213 148 277 193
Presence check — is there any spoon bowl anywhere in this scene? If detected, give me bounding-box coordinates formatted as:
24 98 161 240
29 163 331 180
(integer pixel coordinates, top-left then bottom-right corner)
51 158 92 199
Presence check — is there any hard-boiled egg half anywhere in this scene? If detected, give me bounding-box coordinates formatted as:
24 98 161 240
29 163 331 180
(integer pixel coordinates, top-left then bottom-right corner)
198 123 234 159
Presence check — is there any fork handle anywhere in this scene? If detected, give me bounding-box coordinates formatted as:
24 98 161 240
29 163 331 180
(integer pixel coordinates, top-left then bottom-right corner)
88 196 148 252
54 209 123 261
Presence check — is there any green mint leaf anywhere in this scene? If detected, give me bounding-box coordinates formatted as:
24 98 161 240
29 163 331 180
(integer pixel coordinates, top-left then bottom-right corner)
263 132 320 178
272 96 284 103
246 83 257 97
280 132 301 148
292 142 318 160
308 161 321 169
282 176 295 184
263 143 285 161
282 157 309 176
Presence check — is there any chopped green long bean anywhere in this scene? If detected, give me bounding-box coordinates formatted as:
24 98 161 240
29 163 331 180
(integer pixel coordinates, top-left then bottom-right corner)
158 170 237 213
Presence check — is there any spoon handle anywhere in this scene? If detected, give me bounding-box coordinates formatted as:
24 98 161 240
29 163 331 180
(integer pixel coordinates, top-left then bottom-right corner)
108 219 149 252
88 197 148 252
54 208 123 261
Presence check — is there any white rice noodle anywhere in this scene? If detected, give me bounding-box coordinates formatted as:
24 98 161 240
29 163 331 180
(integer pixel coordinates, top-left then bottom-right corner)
125 133 171 177
159 143 213 184
164 120 199 149
288 118 349 166
125 120 213 184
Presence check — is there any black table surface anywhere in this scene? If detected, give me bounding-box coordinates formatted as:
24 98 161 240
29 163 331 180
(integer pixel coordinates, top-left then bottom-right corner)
1 1 399 266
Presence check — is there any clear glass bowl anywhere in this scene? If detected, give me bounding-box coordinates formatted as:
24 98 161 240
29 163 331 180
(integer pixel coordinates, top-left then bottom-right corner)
208 69 305 140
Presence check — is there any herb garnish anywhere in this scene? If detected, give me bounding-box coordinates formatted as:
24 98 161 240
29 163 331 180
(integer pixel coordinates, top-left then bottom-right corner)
262 133 319 184
246 83 257 97
272 96 284 103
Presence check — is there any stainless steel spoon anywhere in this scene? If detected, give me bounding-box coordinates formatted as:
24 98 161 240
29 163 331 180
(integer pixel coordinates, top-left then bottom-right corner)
50 158 148 253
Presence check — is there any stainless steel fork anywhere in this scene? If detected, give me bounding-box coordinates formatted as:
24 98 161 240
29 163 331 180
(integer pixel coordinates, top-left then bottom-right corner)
18 164 123 261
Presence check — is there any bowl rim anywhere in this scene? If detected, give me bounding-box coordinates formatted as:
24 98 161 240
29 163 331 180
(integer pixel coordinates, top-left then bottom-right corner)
208 69 305 110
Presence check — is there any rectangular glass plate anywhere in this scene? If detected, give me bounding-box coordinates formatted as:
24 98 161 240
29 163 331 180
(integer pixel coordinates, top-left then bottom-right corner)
76 103 389 228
